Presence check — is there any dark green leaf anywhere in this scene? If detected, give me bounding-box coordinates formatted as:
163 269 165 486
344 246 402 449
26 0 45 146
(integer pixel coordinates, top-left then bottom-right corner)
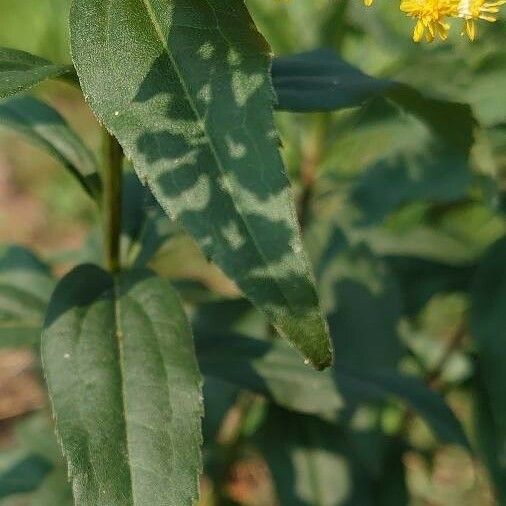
202 377 238 444
29 467 73 506
0 97 101 199
193 297 267 340
314 234 405 370
42 265 203 505
0 48 76 100
120 172 177 268
470 236 506 493
70 0 332 369
323 246 404 371
197 332 343 418
0 245 54 348
374 441 408 506
0 451 52 500
196 333 469 448
387 256 476 317
473 367 506 504
258 406 374 506
350 95 474 225
272 49 394 112
345 368 469 449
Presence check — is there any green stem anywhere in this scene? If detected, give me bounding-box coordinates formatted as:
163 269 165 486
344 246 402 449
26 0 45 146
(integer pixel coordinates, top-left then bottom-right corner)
298 114 328 231
102 130 123 274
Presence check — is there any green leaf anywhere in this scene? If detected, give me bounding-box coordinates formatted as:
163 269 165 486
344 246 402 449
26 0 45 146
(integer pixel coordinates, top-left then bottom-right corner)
0 452 52 500
350 95 474 225
272 49 394 112
0 245 54 348
470 236 506 491
386 256 476 317
197 332 343 418
42 265 203 506
70 0 332 369
313 232 405 372
347 369 469 449
0 47 76 100
319 243 404 370
473 368 506 504
202 377 238 444
374 442 408 506
0 97 101 199
29 467 73 506
258 406 374 506
196 332 469 448
120 172 177 268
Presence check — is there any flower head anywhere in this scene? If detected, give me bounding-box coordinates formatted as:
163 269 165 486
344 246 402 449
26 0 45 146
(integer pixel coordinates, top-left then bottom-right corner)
401 0 458 41
456 0 506 40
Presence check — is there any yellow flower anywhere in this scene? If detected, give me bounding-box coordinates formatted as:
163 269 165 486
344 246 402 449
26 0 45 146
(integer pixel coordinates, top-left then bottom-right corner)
456 0 506 40
364 0 374 6
401 0 458 41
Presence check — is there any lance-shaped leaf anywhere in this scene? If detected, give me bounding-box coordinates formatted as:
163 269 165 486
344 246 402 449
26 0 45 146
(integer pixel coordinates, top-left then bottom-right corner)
470 236 506 494
0 97 101 199
42 265 203 506
0 451 52 500
0 245 54 348
0 48 76 100
258 406 374 506
196 332 469 448
70 0 332 369
272 49 394 112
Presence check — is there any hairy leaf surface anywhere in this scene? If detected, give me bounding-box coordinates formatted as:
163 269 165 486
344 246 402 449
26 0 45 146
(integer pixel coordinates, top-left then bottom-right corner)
70 0 332 369
42 265 202 506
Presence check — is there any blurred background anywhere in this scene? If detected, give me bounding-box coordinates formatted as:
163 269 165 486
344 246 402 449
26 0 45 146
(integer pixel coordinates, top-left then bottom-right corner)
0 0 505 504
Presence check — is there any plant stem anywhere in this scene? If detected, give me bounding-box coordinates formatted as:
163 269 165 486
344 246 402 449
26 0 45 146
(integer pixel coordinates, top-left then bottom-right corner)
102 130 123 274
298 114 328 231
425 321 467 389
397 319 468 436
209 393 261 505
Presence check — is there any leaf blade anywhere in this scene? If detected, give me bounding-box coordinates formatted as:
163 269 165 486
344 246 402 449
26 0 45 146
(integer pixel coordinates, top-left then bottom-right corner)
42 265 203 506
196 332 469 448
0 48 76 100
470 236 506 492
272 49 394 112
70 0 332 369
0 97 101 199
0 245 54 348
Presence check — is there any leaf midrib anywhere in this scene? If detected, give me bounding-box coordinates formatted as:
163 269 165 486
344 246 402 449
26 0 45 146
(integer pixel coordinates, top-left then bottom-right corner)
132 0 298 317
112 277 136 506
